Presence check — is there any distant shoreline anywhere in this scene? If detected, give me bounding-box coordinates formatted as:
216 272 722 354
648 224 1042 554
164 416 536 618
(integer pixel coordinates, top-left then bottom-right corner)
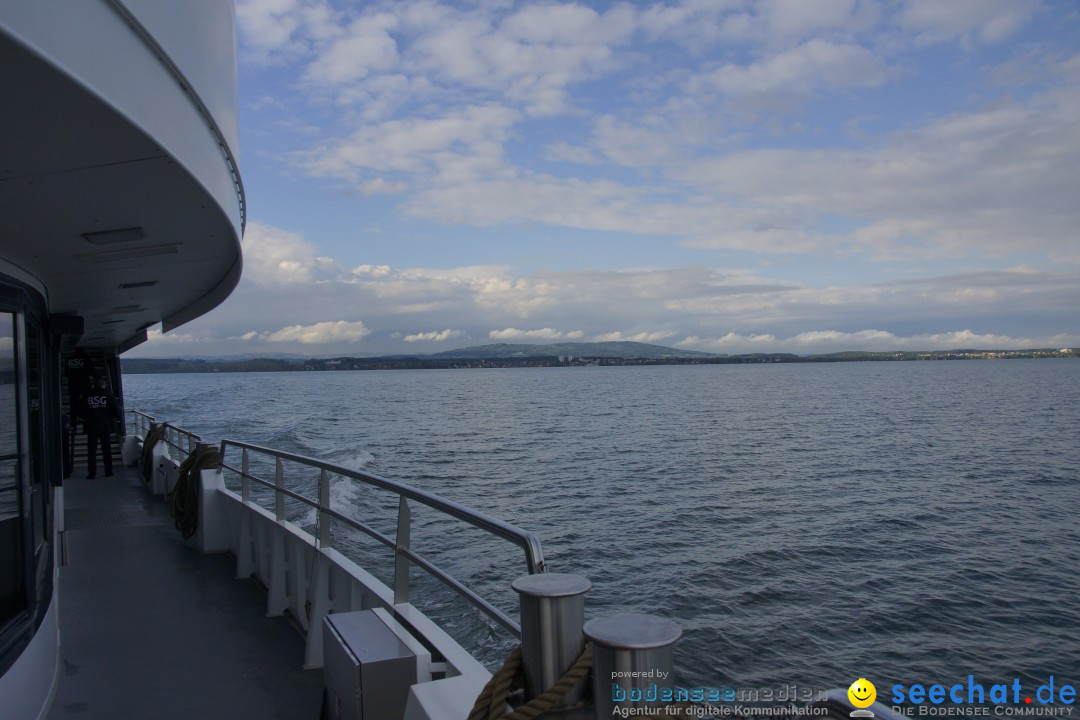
122 348 1078 374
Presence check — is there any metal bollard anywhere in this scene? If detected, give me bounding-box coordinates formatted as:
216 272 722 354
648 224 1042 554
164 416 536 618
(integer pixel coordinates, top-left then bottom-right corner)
584 613 681 719
512 573 591 704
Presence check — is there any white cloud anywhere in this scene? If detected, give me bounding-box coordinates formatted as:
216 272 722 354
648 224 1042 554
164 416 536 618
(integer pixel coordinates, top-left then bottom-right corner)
764 0 880 43
790 329 900 346
500 3 635 47
300 104 520 180
143 328 203 345
407 2 632 115
545 142 601 165
235 0 305 64
678 333 778 351
590 331 676 343
125 215 1080 358
351 264 393 277
675 88 1080 258
236 0 340 65
679 329 1080 354
235 1 1070 266
241 221 323 283
304 12 400 85
489 328 584 341
403 329 465 343
358 178 408 195
258 320 371 344
899 0 1040 46
699 39 888 99
335 50 1074 265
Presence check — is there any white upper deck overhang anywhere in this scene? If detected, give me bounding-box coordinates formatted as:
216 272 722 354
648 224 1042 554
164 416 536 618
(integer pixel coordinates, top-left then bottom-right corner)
0 0 244 352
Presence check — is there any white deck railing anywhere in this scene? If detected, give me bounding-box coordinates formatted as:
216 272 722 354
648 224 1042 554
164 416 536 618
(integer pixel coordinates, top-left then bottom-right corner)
217 438 546 638
123 410 546 690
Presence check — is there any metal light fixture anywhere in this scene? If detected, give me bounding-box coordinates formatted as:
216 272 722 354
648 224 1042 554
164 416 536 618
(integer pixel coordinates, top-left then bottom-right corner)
80 226 147 244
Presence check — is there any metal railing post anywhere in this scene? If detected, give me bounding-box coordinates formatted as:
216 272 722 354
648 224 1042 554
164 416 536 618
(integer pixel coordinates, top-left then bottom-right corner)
512 573 591 703
584 614 681 720
241 448 250 503
274 457 285 521
394 497 411 604
318 468 331 547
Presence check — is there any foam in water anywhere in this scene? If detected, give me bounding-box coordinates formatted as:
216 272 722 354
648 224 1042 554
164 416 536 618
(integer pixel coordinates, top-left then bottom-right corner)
298 474 367 529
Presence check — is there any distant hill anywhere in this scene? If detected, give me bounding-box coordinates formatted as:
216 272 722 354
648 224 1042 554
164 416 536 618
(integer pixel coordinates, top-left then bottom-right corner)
428 341 717 359
120 346 1077 374
126 352 306 361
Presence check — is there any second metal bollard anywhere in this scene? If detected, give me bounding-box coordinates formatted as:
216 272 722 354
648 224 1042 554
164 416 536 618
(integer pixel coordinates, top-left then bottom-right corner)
584 613 681 719
512 573 592 705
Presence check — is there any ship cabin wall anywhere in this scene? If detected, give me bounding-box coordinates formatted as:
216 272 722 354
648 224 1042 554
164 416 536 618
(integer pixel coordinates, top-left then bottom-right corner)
0 271 62 700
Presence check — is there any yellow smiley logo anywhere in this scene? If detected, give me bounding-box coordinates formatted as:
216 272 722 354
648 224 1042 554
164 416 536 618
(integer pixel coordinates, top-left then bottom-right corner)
848 678 876 709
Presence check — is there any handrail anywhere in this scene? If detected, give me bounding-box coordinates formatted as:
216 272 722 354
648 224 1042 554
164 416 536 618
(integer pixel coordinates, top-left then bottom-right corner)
217 438 546 638
161 422 202 462
125 409 156 438
124 411 202 467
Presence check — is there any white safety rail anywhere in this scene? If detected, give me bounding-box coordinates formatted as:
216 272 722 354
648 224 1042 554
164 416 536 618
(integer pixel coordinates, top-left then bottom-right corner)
121 413 549 716
126 409 155 439
161 423 201 463
126 410 202 463
123 411 201 496
217 439 545 637
211 437 548 686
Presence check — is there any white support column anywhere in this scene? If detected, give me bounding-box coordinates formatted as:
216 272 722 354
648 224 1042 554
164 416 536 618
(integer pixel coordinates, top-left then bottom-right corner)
149 440 170 495
257 518 272 583
236 506 254 579
266 525 288 617
288 536 309 630
195 469 230 553
303 547 331 669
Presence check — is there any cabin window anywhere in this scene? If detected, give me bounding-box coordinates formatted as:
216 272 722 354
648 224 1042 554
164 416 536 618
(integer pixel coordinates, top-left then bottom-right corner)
0 311 26 630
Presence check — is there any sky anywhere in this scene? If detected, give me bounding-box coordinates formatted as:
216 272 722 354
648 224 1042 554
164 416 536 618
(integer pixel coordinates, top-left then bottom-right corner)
132 0 1080 358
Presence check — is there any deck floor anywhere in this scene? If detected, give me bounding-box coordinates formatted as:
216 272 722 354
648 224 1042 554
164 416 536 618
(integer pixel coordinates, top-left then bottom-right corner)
48 461 324 720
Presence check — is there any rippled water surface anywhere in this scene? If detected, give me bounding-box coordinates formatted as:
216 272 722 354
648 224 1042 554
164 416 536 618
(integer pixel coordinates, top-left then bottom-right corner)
123 360 1080 690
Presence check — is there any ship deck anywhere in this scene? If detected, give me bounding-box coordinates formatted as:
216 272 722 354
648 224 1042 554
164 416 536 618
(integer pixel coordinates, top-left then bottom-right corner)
48 461 324 720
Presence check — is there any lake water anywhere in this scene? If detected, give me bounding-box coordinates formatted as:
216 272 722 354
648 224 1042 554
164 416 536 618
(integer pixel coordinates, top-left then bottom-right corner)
122 360 1080 694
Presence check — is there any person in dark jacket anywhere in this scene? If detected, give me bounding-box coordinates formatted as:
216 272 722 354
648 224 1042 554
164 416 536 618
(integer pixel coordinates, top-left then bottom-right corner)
64 348 97 475
62 412 73 479
64 348 97 421
80 376 120 478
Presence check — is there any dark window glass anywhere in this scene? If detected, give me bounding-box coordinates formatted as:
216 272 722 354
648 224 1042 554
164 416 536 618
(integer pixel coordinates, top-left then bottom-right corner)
0 311 25 627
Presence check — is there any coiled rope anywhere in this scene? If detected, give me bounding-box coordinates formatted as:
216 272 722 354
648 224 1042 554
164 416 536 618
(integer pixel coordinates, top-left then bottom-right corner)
139 425 168 483
170 446 221 539
469 643 593 720
469 642 699 720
